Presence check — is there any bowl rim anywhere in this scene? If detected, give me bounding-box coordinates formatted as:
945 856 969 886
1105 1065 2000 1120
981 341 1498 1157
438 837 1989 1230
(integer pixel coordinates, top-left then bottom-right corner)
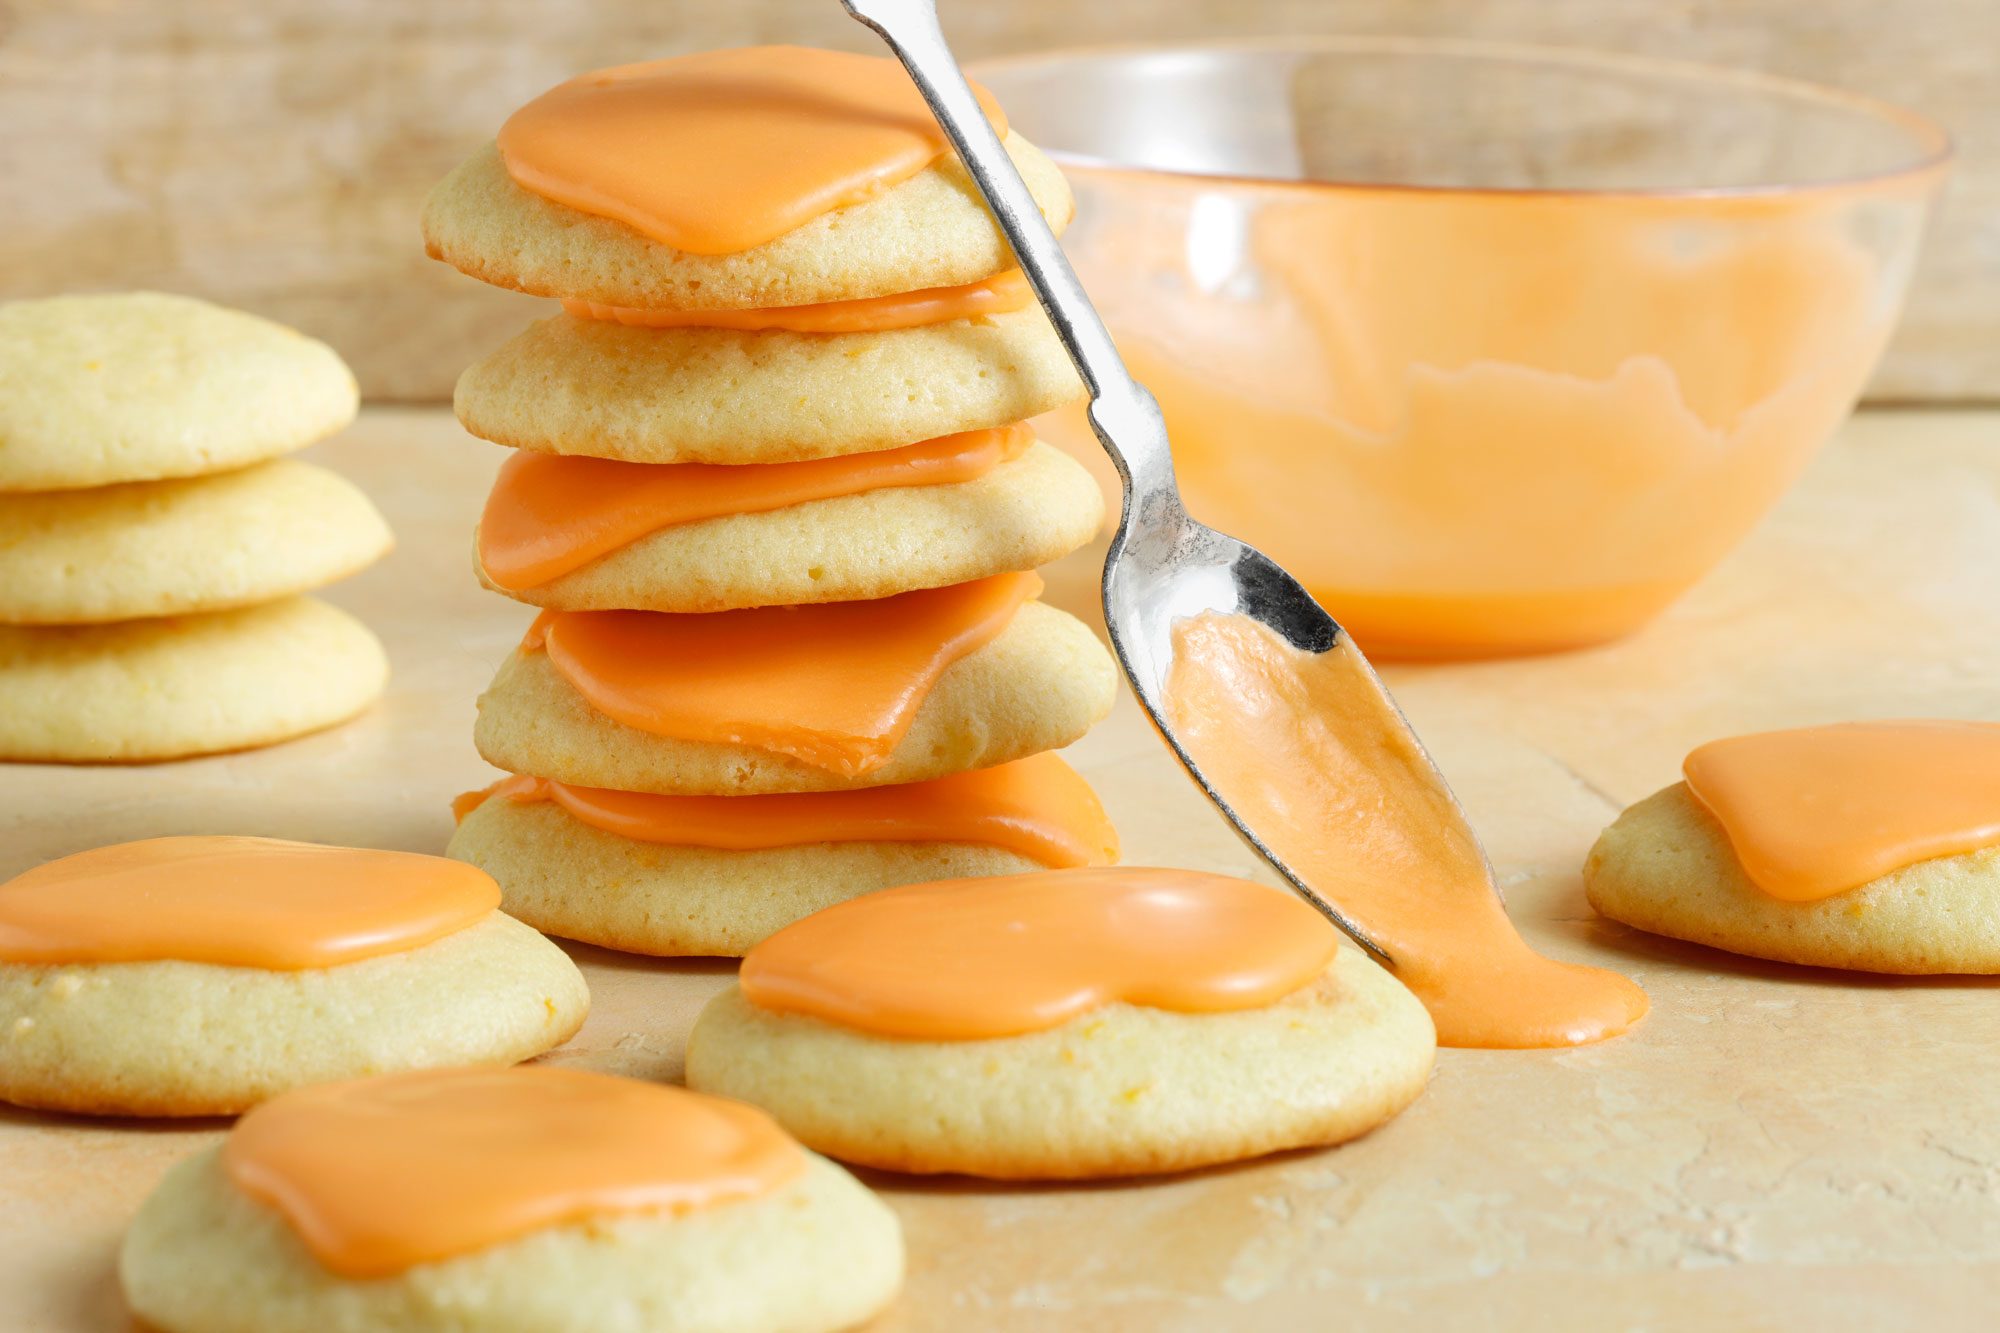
971 35 1954 200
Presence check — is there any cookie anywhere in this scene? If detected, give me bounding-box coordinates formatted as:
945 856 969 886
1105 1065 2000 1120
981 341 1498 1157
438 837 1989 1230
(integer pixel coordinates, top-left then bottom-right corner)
1585 782 2000 974
454 307 1081 465
0 596 388 762
0 292 358 492
0 912 586 1117
687 947 1434 1180
423 132 1070 310
120 1079 902 1333
0 459 392 625
477 441 1102 613
474 600 1116 796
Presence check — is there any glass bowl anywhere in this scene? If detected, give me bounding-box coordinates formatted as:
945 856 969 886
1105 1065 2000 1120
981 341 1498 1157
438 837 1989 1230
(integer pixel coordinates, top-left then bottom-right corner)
977 39 1950 658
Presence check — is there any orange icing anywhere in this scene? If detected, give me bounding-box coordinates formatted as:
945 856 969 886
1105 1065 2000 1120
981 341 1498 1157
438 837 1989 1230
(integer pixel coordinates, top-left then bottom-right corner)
498 45 1007 255
1163 612 1647 1049
478 424 1031 591
563 270 1032 332
525 571 1040 777
1683 720 2000 901
0 836 497 970
455 752 1118 869
739 867 1339 1041
223 1067 804 1278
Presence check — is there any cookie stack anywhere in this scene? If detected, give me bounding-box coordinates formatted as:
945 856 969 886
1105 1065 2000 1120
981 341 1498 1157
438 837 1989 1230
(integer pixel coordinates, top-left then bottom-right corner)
0 292 390 762
429 47 1122 956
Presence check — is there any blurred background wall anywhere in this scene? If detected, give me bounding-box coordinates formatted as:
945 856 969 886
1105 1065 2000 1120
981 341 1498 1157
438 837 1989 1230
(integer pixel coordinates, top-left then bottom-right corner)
3 0 1991 403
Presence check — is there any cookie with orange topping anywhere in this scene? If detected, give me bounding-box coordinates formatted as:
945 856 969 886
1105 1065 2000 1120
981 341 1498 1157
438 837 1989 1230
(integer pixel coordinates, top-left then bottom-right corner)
448 753 1119 956
0 838 587 1117
120 1067 903 1333
686 868 1436 1179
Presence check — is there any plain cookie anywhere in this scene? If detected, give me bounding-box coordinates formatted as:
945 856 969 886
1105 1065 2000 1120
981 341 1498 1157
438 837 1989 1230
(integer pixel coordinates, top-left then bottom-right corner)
0 292 358 492
1586 782 2000 973
478 441 1102 612
0 459 392 625
0 596 388 762
686 949 1436 1180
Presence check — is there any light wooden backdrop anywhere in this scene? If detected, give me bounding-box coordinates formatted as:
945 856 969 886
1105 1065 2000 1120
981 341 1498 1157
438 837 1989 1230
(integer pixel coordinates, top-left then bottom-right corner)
3 0 1993 402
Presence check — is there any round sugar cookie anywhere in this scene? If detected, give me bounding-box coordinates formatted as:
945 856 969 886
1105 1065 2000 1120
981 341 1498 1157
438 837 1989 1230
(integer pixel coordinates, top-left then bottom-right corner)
0 596 388 762
474 601 1116 796
0 912 587 1117
449 795 1051 957
1585 783 2000 974
120 1135 900 1333
423 131 1070 310
0 459 392 625
479 441 1103 613
0 292 358 492
687 949 1435 1180
454 307 1081 466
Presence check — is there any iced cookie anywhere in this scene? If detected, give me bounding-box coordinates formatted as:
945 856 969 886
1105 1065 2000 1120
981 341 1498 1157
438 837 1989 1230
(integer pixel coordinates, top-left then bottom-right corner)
1586 721 2000 973
448 753 1119 956
687 868 1435 1179
0 460 392 625
0 596 387 762
475 581 1116 796
120 1067 902 1333
0 838 587 1116
474 429 1102 613
0 292 357 492
455 307 1080 466
422 46 1070 310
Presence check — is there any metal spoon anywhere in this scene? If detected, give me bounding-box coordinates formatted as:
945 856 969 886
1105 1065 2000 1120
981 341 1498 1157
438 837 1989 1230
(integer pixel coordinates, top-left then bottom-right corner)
842 0 1500 965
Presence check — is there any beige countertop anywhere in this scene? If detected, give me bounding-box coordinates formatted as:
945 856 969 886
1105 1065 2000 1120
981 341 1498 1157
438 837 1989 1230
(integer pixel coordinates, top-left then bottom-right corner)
3 407 1998 1330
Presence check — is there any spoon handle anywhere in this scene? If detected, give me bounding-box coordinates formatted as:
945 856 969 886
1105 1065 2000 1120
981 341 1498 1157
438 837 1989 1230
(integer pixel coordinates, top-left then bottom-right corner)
840 0 1177 502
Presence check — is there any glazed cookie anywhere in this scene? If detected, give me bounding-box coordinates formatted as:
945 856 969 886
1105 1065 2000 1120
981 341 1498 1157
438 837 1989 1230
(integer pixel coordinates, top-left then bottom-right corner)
120 1069 903 1333
0 839 588 1116
478 441 1103 613
423 131 1071 311
687 869 1436 1179
454 308 1081 465
474 600 1116 796
0 292 358 492
0 596 387 762
1586 782 2000 974
0 459 392 625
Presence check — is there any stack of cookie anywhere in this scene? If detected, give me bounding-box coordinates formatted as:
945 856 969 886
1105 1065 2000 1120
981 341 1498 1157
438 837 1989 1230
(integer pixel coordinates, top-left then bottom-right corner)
0 292 391 762
430 47 1122 956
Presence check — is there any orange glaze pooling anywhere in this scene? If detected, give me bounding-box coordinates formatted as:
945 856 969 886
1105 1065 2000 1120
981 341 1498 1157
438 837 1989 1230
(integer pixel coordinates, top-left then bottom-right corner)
0 837 497 970
524 571 1040 777
1683 720 2000 901
739 867 1338 1041
562 270 1033 333
479 424 1032 591
455 752 1118 869
498 46 1007 255
1163 612 1647 1049
223 1066 804 1278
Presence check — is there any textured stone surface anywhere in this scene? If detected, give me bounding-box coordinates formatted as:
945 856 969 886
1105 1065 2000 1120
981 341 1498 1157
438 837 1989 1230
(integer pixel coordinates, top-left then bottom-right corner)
1 408 1998 1328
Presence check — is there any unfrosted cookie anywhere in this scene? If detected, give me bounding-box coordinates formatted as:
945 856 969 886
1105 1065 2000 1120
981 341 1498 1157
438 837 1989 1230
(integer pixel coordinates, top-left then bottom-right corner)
478 441 1102 613
1585 783 2000 973
687 949 1435 1180
0 459 392 625
120 1109 901 1333
449 795 1051 957
454 307 1081 465
0 292 358 492
474 601 1115 796
0 912 586 1117
0 596 388 762
423 133 1070 310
